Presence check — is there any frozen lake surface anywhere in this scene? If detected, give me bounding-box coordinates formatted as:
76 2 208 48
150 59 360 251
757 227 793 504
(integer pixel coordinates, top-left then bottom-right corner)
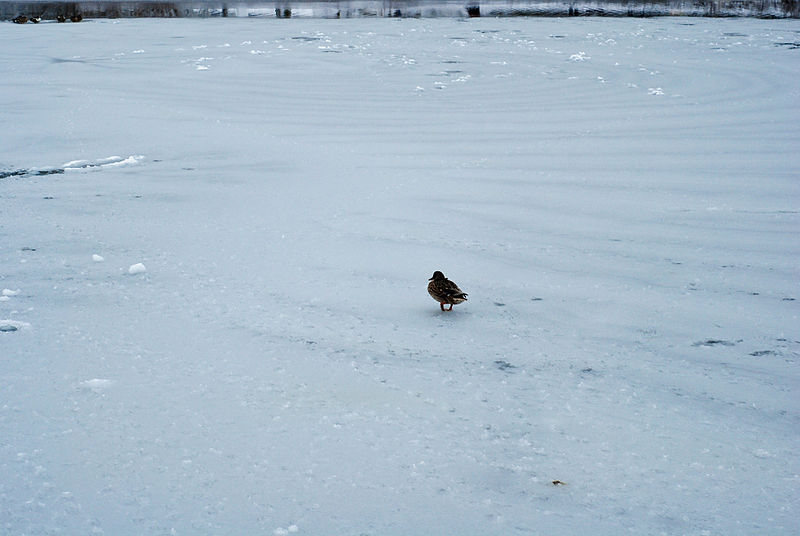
2 16 799 535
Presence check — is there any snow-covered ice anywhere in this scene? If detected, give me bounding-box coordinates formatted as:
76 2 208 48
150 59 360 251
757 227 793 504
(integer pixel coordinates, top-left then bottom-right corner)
79 378 117 392
1 16 799 535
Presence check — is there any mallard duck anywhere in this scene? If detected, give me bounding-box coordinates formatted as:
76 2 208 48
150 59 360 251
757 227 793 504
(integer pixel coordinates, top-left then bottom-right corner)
428 271 468 311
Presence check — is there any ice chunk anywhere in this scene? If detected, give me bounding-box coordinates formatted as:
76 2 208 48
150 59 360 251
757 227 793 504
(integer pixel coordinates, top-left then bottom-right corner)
62 159 91 168
1 320 30 332
101 155 143 168
128 263 147 275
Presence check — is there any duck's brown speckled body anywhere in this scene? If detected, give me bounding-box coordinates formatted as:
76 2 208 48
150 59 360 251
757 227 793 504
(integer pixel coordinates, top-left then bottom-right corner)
428 271 468 311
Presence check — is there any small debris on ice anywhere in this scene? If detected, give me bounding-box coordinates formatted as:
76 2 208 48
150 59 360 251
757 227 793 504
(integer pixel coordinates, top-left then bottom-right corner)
2 289 20 297
692 339 735 347
495 360 516 372
92 254 105 263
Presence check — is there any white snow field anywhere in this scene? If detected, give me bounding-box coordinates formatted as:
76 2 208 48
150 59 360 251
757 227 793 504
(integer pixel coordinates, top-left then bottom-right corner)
1 15 799 535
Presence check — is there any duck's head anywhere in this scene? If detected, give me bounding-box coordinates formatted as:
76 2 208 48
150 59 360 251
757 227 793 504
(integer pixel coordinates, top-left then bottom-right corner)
429 271 445 281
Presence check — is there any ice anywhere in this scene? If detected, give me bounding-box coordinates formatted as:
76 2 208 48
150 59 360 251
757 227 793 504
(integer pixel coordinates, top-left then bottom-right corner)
62 159 91 168
0 319 31 332
1 16 798 536
62 155 144 170
127 262 147 274
98 155 143 167
92 254 105 262
79 378 116 391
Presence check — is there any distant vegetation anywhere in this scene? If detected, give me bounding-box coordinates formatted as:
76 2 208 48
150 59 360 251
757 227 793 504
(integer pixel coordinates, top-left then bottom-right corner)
2 0 798 20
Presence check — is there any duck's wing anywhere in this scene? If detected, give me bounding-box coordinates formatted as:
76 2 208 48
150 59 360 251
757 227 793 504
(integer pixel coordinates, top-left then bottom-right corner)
442 280 468 299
